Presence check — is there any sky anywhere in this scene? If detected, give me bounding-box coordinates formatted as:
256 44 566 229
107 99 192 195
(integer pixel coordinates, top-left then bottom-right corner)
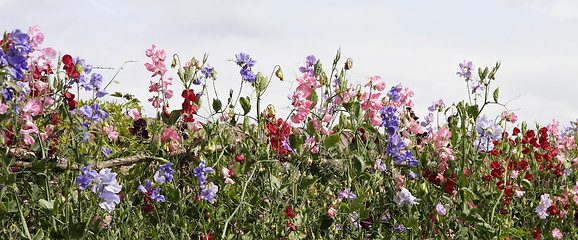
1 0 577 127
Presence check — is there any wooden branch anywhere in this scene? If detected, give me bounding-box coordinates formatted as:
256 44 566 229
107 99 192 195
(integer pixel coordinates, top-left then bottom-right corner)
9 147 190 170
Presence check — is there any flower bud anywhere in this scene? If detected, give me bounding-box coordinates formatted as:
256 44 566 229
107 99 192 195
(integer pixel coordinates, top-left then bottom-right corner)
171 56 179 68
275 67 284 81
344 58 353 70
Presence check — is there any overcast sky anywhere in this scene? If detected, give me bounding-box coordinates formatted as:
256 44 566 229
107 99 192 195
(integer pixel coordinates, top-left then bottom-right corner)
1 0 577 127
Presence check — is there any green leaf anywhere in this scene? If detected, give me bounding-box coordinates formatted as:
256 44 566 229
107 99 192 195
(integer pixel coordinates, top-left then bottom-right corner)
319 215 334 230
161 109 181 126
239 97 251 115
289 134 303 151
492 87 499 103
479 67 489 80
323 133 340 148
353 154 365 173
300 174 316 189
467 104 479 118
212 98 222 112
38 199 54 210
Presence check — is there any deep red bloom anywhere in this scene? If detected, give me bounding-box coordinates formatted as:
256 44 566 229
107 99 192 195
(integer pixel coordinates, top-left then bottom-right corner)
62 54 80 79
64 91 78 110
181 89 199 122
513 127 520 135
524 173 534 181
443 174 457 194
143 204 155 213
284 207 296 218
531 228 541 239
234 155 245 163
201 232 214 240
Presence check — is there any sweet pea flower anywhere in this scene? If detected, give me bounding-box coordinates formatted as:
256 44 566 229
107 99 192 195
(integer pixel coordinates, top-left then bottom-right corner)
394 187 418 207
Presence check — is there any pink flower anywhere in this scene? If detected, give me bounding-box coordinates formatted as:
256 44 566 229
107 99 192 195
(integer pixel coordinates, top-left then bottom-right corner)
365 76 386 91
22 134 35 145
22 99 42 116
192 121 203 132
224 177 235 184
128 108 141 120
161 128 179 142
103 126 119 140
328 206 337 219
552 228 563 239
0 101 7 114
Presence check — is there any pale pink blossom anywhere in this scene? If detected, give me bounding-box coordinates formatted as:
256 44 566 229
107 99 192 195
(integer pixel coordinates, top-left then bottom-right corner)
224 177 235 184
192 121 203 132
128 108 141 120
514 190 526 198
0 101 7 114
161 128 179 142
552 228 563 239
22 99 42 116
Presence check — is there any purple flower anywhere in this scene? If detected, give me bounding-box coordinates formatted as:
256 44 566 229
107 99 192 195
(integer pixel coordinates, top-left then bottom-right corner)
351 210 361 229
138 179 166 202
193 161 213 187
474 116 502 152
90 73 103 90
2 88 14 101
201 65 214 79
236 53 256 68
200 182 218 203
535 193 552 219
240 66 256 83
380 106 399 135
428 99 445 112
393 187 418 207
394 223 405 232
375 158 387 171
79 103 109 123
154 162 175 184
386 85 402 102
102 147 113 156
338 188 357 200
456 61 474 80
79 167 122 213
436 203 447 216
299 55 316 75
77 164 97 190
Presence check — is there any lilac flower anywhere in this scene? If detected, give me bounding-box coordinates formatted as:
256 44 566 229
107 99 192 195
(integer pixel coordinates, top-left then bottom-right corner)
394 223 405 232
380 106 399 135
2 88 14 101
456 61 474 81
90 73 103 90
236 53 256 67
474 116 503 152
338 188 357 200
281 139 296 153
351 211 361 228
394 187 418 207
137 179 166 202
79 103 109 123
78 166 122 213
535 193 552 219
386 85 403 102
428 99 445 112
77 164 97 190
386 134 406 157
200 182 218 203
240 67 256 83
102 147 113 156
96 89 108 98
375 158 387 171
299 55 316 75
193 161 213 187
421 112 434 127
436 203 447 216
154 162 175 184
201 65 214 79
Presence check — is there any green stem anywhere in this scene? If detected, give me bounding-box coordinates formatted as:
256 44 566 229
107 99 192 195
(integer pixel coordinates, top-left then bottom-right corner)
14 189 32 240
221 164 257 239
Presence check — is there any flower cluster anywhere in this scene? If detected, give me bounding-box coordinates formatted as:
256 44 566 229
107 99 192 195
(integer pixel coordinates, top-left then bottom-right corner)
0 29 34 80
77 165 123 213
535 193 552 219
264 111 293 157
145 45 173 115
194 161 218 203
393 187 418 207
456 61 485 95
474 116 503 152
235 52 256 83
137 162 174 213
361 76 386 127
289 72 320 124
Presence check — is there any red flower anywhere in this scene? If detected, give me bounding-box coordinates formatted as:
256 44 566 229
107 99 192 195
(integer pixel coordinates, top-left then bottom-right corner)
531 228 541 239
62 54 80 79
284 207 296 218
64 91 78 110
512 127 520 135
234 155 245 163
181 89 199 122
